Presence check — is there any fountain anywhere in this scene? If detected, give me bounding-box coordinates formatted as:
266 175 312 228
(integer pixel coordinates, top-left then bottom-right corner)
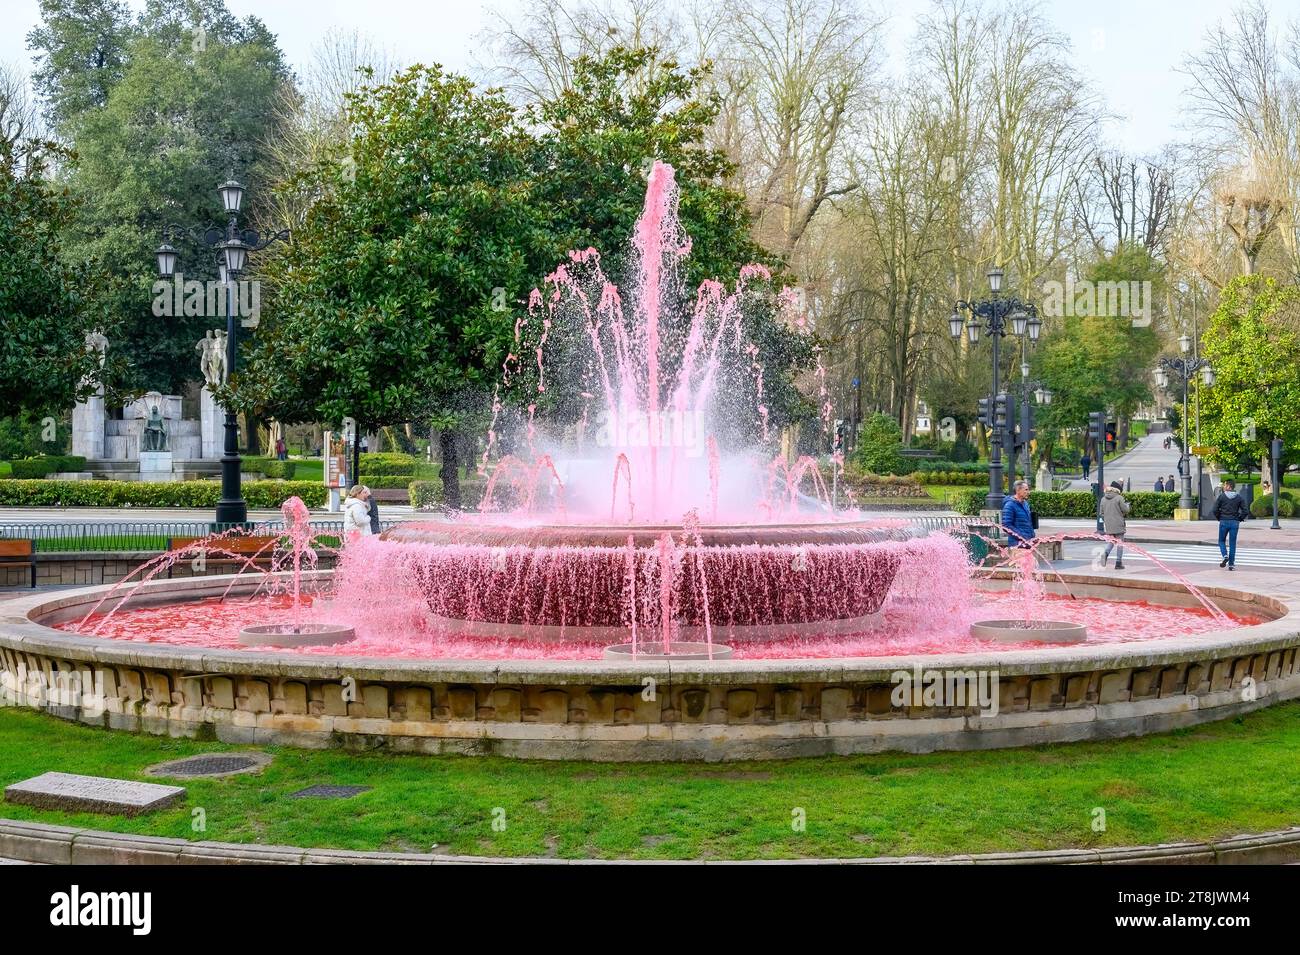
4 161 1299 761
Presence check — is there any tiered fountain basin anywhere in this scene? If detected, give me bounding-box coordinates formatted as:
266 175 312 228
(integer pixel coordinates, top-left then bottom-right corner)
3 569 1299 761
380 519 909 644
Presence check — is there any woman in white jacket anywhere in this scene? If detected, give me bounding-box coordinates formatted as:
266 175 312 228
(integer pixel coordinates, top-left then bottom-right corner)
342 485 372 538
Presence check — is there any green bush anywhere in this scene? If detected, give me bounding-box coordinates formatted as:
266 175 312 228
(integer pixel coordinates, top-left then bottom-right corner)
0 479 324 509
409 480 440 508
241 456 297 479
1250 494 1296 519
854 413 906 475
8 455 87 478
361 474 418 489
953 489 1183 519
911 470 988 486
358 453 418 476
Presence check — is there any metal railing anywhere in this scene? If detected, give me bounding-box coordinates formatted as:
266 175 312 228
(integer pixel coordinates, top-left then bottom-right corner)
0 520 397 553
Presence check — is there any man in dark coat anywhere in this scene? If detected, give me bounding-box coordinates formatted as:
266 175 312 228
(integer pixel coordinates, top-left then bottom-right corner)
1212 479 1250 570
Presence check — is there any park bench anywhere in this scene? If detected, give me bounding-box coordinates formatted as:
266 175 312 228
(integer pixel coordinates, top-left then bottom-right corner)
0 539 36 588
166 535 281 577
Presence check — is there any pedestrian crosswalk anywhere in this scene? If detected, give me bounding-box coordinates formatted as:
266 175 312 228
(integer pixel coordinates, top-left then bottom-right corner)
1118 544 1300 570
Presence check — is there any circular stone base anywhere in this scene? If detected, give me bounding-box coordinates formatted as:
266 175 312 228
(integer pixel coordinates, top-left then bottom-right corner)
239 623 356 648
603 641 734 661
970 619 1087 644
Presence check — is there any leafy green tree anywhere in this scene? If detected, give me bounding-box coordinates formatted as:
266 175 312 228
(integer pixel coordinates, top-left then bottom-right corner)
30 0 289 394
854 412 906 474
27 0 134 136
0 137 116 416
237 64 550 506
1198 275 1300 472
1034 245 1161 460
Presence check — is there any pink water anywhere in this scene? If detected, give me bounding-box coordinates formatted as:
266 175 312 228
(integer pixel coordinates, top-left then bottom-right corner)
56 588 1255 661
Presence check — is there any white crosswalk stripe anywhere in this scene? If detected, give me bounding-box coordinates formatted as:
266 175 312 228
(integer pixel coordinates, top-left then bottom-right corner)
1116 545 1300 569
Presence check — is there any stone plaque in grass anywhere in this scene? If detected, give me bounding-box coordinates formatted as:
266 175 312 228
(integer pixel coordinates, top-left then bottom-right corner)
4 772 185 816
289 785 371 799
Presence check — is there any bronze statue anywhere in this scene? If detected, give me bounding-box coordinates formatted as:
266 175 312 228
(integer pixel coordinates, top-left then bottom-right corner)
141 405 169 452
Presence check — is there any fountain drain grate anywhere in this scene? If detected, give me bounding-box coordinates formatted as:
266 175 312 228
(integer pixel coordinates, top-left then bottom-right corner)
144 753 272 778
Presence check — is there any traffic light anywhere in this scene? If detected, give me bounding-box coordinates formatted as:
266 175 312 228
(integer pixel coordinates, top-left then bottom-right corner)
977 397 991 428
1106 422 1117 452
1088 411 1105 445
833 419 845 453
994 394 1009 428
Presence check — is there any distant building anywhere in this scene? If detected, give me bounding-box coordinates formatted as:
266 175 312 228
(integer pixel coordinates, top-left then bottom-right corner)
914 401 932 435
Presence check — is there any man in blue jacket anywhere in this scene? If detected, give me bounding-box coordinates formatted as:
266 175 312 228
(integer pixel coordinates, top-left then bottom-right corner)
1001 480 1035 547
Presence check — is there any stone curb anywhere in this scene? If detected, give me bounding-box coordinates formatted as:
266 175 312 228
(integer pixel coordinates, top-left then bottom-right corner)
3 818 1299 865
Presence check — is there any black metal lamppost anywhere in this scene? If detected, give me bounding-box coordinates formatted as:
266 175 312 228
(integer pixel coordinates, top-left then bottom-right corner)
1153 334 1214 513
1010 353 1053 486
156 179 290 526
950 266 1042 510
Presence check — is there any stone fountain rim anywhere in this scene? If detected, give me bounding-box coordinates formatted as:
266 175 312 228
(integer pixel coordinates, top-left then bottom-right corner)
2 569 1298 683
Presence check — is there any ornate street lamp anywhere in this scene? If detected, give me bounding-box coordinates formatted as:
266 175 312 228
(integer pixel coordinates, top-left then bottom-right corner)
156 178 290 526
1154 349 1214 512
951 265 1040 510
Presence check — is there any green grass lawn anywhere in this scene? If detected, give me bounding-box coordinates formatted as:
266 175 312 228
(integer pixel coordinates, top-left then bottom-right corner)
924 484 977 505
0 462 10 478
2 702 1299 859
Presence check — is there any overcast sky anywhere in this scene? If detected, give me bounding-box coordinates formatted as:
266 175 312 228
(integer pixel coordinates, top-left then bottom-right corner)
0 0 1282 155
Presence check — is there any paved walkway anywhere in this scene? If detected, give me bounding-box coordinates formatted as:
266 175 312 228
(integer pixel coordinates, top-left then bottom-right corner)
1063 431 1187 491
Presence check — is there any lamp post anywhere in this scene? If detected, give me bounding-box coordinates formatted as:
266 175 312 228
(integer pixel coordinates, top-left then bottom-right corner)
1271 437 1283 529
156 179 289 526
1153 335 1214 514
950 266 1041 510
1011 353 1052 486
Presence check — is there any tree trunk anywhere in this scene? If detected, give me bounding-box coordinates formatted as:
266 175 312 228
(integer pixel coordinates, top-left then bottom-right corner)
244 414 263 456
440 429 461 510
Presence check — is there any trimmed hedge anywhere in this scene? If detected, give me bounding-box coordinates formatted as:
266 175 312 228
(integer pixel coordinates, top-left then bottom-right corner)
912 470 989 486
0 479 325 508
241 456 297 479
9 456 88 479
358 452 418 476
360 474 420 489
409 478 486 509
912 460 990 474
954 489 1184 518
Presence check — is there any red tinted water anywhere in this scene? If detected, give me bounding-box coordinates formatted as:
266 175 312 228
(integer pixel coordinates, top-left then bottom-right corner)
55 589 1255 661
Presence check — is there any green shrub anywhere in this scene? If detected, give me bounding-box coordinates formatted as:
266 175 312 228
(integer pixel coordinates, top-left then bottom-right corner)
8 455 87 479
361 474 418 489
953 489 987 515
241 456 297 479
359 452 417 476
409 480 440 508
0 479 324 509
854 413 906 475
1250 494 1295 518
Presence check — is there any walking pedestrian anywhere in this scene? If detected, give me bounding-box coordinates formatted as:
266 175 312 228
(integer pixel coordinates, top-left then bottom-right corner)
1212 479 1250 570
342 485 373 539
275 437 287 461
1080 452 1091 481
1000 480 1035 548
1100 480 1130 569
1166 473 1176 493
1154 476 1165 492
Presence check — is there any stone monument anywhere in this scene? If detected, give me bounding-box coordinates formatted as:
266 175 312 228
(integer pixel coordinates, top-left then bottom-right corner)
198 329 227 459
71 331 109 461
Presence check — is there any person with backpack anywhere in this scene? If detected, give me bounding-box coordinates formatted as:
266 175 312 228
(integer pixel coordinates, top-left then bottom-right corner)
1212 479 1250 570
1100 480 1131 569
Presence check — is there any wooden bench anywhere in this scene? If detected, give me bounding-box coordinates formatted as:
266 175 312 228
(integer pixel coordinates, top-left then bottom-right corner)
0 539 36 588
166 535 281 577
